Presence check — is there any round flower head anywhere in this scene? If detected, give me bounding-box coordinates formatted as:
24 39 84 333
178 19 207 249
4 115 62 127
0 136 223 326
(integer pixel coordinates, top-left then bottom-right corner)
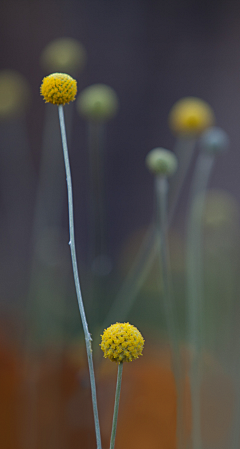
77 83 119 121
100 322 144 363
199 126 229 154
0 70 30 119
40 73 77 105
40 38 86 75
169 97 215 135
203 190 239 230
146 148 178 177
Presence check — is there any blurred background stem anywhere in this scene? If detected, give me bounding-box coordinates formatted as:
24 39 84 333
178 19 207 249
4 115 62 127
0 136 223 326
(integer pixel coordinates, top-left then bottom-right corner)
103 137 196 329
155 175 185 449
186 151 215 449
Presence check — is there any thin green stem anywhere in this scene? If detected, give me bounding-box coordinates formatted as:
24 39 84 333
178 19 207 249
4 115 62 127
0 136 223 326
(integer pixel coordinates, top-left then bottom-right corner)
155 175 185 449
168 136 196 221
155 177 176 345
186 152 215 449
58 105 102 449
103 137 196 327
110 362 123 449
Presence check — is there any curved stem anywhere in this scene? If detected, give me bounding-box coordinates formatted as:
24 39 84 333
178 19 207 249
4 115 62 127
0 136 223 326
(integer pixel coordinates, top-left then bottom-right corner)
58 105 102 449
186 152 215 449
110 362 123 449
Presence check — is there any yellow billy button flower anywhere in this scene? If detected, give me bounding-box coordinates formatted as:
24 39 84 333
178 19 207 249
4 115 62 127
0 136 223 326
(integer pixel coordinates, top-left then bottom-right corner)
100 322 144 363
169 97 215 135
40 72 77 105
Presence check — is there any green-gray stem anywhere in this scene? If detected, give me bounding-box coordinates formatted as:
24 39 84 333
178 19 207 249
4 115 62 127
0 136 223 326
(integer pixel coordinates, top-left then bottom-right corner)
186 152 215 449
168 136 196 222
103 137 196 327
155 175 185 449
58 105 102 449
110 362 123 449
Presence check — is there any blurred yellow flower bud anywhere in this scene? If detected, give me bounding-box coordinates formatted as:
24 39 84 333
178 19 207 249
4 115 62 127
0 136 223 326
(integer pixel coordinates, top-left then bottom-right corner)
169 97 215 135
40 38 86 76
0 70 30 119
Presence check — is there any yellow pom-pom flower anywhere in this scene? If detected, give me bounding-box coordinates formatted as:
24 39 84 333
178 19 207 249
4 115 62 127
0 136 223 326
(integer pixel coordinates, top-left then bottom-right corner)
169 97 215 135
100 322 144 363
40 73 77 105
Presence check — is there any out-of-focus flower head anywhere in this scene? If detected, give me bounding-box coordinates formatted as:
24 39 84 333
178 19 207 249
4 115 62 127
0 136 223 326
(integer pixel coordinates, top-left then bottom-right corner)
77 84 119 121
40 38 86 76
40 73 77 105
100 322 144 363
0 70 31 120
146 147 178 177
199 126 229 154
203 189 239 230
169 97 215 135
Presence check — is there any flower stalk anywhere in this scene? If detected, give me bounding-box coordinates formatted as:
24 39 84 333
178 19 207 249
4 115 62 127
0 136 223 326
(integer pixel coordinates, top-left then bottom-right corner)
58 104 102 449
109 362 123 449
100 322 144 449
186 152 215 449
155 174 185 449
186 126 229 449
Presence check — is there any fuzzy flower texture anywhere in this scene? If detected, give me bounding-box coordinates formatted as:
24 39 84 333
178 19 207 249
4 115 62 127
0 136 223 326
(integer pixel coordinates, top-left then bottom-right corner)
101 322 144 363
40 73 77 105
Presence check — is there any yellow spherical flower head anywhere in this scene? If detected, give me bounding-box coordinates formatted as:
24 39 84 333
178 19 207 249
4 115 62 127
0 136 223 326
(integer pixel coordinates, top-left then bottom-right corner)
169 97 215 135
100 322 144 363
40 73 77 105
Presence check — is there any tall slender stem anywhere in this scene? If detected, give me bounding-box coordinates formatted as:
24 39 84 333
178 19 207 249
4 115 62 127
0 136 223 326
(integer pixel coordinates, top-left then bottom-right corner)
168 136 196 222
155 177 176 348
104 137 196 327
110 362 123 449
58 105 102 449
186 152 215 449
155 175 185 449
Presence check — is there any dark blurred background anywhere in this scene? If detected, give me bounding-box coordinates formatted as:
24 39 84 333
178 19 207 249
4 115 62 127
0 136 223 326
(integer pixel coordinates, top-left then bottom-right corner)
0 0 239 309
0 1 240 449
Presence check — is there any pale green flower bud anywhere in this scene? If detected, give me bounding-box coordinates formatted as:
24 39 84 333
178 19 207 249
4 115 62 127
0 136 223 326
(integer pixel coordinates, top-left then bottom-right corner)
145 148 178 176
77 84 119 121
